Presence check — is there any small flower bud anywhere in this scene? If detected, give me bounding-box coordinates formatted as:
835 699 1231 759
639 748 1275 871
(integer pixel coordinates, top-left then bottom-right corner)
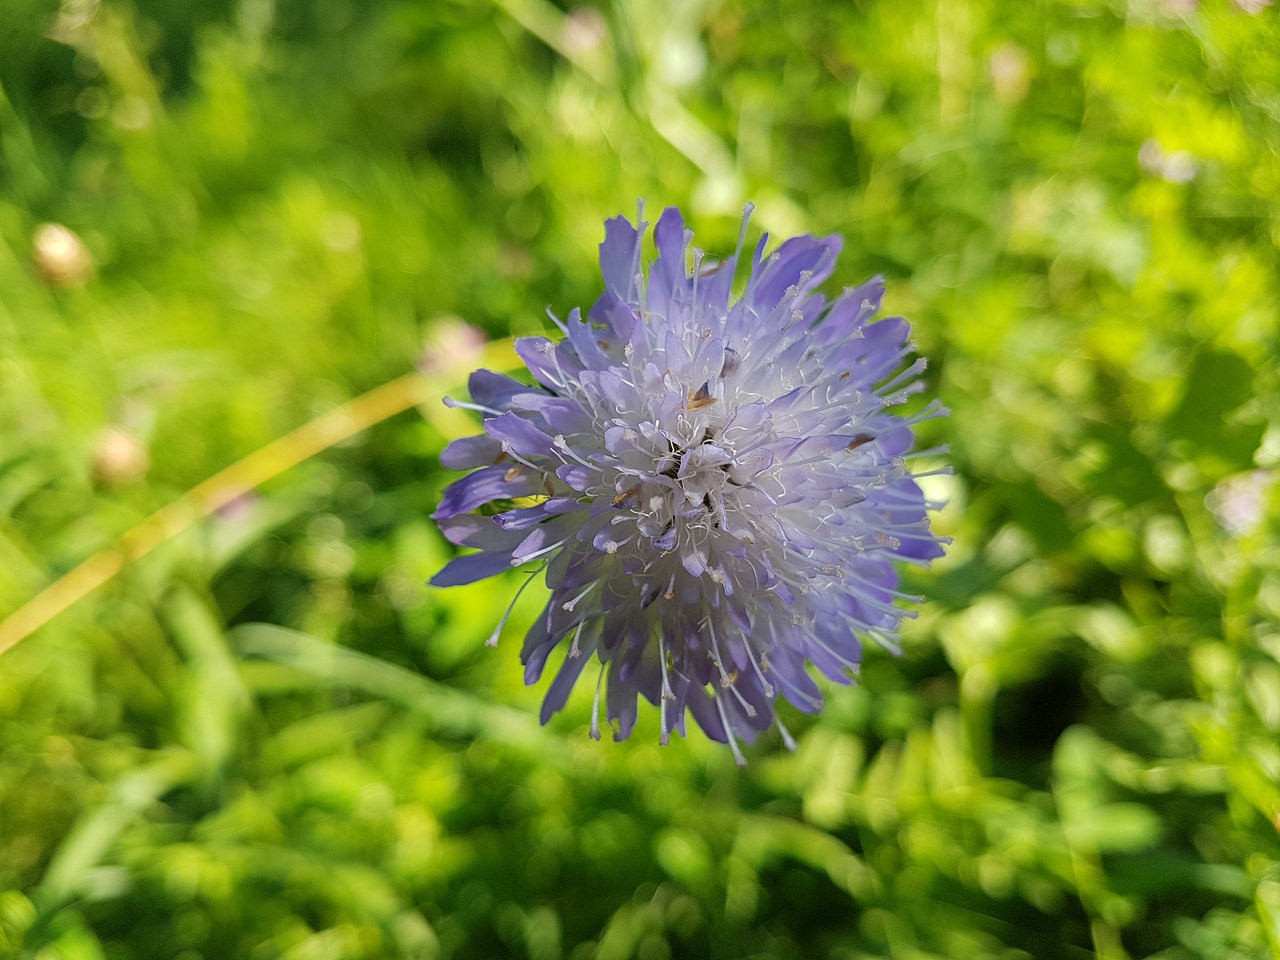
92 427 149 486
33 223 93 287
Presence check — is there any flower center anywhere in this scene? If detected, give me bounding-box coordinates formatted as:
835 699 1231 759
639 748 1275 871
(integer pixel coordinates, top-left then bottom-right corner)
671 440 732 512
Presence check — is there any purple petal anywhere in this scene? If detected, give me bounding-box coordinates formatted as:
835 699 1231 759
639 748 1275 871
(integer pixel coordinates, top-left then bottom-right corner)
539 640 597 723
768 646 824 713
493 504 555 531
469 369 530 410
598 213 643 301
437 514 523 548
434 463 541 519
521 604 556 683
565 307 610 370
648 207 690 309
685 688 728 743
588 290 638 340
430 550 513 587
606 675 639 741
511 521 567 564
747 235 842 310
440 434 502 470
515 337 562 391
813 277 885 346
555 463 596 491
484 411 556 458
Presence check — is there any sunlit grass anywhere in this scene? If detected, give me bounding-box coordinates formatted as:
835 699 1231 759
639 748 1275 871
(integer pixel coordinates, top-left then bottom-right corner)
1 1 1278 958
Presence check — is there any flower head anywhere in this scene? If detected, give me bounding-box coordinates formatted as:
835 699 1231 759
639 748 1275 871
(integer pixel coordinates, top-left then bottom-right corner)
432 206 947 760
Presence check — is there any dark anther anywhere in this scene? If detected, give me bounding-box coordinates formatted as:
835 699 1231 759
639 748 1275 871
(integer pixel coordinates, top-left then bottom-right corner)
612 484 642 509
688 381 716 410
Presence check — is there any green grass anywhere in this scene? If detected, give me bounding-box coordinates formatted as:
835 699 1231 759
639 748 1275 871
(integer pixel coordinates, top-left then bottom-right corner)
2 0 1279 958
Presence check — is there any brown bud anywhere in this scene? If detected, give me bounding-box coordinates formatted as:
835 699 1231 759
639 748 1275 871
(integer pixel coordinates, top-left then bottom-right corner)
92 427 149 486
33 223 93 287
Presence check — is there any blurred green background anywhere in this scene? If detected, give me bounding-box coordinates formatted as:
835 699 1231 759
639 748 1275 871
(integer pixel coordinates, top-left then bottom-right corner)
2 0 1279 957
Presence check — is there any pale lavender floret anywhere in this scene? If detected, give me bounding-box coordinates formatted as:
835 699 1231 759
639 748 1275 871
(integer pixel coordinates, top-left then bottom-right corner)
432 205 948 761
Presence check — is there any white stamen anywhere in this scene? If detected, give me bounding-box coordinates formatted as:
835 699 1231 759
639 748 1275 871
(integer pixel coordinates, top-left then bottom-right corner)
589 663 607 740
512 536 570 567
484 568 540 647
714 693 746 767
568 619 586 658
561 580 599 613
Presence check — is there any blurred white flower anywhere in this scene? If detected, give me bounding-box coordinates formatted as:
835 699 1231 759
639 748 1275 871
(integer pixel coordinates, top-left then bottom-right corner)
419 318 487 377
1139 140 1197 183
989 43 1032 105
1207 470 1274 537
561 7 608 59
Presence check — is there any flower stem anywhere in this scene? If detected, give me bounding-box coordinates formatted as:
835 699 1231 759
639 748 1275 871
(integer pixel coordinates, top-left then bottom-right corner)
0 338 516 658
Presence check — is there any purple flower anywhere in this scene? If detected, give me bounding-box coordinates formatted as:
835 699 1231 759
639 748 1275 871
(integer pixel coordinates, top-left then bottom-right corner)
432 206 947 761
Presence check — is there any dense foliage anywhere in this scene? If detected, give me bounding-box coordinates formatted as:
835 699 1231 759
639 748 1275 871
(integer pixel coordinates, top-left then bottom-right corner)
1 0 1278 958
